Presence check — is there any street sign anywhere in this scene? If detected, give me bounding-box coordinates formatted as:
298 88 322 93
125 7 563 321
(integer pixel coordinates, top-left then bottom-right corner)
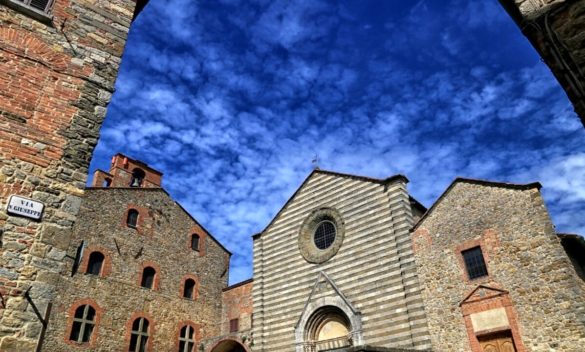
6 195 44 220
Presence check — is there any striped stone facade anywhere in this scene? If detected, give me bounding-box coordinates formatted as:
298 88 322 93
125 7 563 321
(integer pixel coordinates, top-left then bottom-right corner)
252 170 431 352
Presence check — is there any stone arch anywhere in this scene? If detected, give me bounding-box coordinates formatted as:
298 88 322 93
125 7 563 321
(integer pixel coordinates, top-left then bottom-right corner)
208 337 250 352
295 296 363 352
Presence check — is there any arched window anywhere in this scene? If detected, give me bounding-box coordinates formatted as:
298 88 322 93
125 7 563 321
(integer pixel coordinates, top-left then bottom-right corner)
141 267 156 289
178 324 196 352
127 209 139 228
87 252 105 276
130 168 146 187
190 234 200 251
69 305 96 344
129 317 149 352
183 279 195 299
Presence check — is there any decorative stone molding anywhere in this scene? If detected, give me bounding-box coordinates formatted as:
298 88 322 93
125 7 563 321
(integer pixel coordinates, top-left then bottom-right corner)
298 207 345 263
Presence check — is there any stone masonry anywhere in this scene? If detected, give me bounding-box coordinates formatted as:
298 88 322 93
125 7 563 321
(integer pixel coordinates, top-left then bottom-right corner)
41 154 232 351
499 0 585 127
0 1 147 350
411 179 585 351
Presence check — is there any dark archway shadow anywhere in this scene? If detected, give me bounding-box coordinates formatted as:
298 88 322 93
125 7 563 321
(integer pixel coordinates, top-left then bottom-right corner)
210 339 248 352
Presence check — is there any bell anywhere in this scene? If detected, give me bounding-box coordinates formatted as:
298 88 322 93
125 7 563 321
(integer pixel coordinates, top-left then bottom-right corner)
130 178 141 187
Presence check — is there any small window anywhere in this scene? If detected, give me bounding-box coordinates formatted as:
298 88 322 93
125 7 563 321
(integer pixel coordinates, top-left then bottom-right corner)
229 318 239 333
129 317 149 352
179 325 196 352
87 252 105 276
127 209 139 228
190 234 200 251
103 178 112 187
130 168 146 187
462 246 488 280
183 279 195 299
314 220 336 250
69 305 96 344
141 267 156 289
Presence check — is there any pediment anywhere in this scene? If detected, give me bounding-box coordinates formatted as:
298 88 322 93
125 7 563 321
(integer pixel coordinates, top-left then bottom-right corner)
295 271 359 329
460 285 508 306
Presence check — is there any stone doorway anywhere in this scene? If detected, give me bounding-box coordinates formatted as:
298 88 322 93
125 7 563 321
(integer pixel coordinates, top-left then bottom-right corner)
478 331 517 352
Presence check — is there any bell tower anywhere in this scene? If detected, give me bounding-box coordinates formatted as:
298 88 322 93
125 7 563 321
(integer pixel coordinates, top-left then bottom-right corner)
91 153 163 188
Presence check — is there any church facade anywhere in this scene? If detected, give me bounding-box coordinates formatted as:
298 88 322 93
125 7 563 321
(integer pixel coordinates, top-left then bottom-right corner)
252 170 585 352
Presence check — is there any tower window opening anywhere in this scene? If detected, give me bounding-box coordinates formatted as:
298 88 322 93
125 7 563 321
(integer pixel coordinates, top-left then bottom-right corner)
130 168 146 187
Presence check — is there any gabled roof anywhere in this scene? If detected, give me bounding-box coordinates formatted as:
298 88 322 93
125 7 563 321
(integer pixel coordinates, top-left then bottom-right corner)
411 177 542 232
85 186 231 255
255 169 410 238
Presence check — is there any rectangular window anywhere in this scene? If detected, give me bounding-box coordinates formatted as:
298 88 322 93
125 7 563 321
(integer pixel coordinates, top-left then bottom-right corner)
462 246 488 280
16 0 54 13
229 318 239 333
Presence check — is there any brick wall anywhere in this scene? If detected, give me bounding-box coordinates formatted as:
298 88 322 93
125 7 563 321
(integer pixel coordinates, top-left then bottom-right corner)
201 279 254 351
0 1 145 350
500 0 585 127
412 180 585 351
41 187 231 351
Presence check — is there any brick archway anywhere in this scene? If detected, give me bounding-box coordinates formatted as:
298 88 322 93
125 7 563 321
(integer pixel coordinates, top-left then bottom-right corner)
208 337 250 352
0 28 71 71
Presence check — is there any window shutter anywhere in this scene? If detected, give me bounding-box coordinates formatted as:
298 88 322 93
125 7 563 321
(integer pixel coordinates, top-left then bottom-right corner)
23 0 54 12
71 240 86 276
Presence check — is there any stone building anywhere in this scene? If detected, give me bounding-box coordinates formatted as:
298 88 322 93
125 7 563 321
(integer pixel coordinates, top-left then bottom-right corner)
32 153 254 352
0 0 147 350
252 169 585 352
411 178 585 352
499 0 585 127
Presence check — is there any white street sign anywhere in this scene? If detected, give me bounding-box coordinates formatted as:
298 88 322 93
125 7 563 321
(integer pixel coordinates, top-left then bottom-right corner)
6 195 44 220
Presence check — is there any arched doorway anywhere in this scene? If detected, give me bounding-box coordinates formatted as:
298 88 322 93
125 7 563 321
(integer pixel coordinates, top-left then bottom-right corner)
210 339 248 352
304 306 352 351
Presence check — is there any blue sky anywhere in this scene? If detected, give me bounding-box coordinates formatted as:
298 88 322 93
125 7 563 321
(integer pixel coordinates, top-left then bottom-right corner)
89 0 585 284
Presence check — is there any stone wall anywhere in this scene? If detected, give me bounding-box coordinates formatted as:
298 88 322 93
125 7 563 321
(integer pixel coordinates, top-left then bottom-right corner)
41 187 231 351
499 0 585 126
0 1 145 350
412 180 585 351
252 170 431 352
